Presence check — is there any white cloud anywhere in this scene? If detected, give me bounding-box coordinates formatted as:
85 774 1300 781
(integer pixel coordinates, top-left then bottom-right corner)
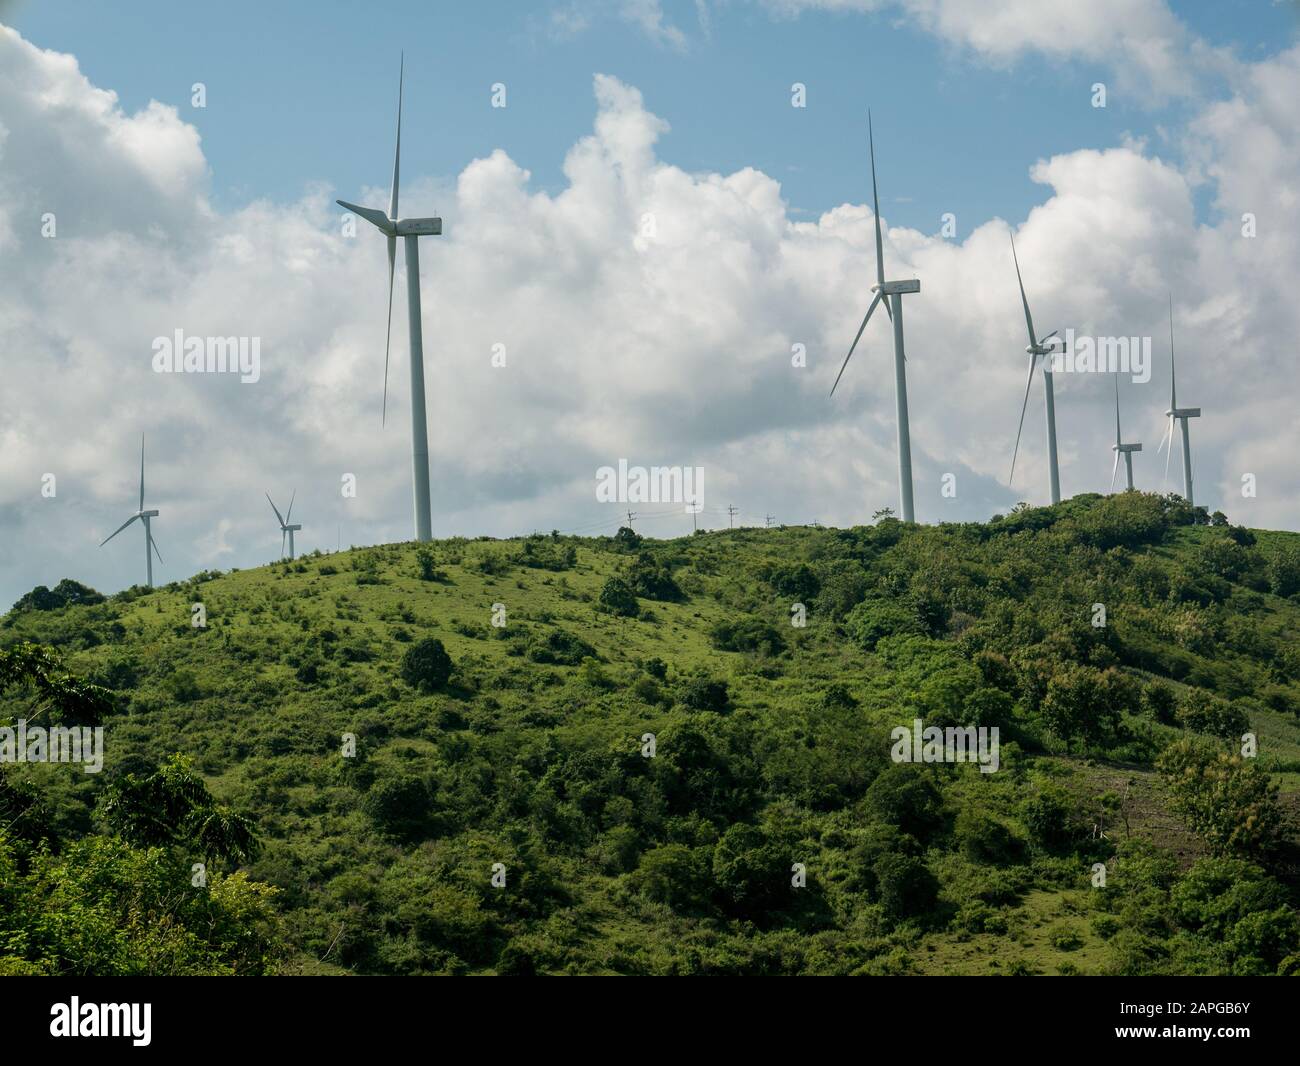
0 26 1297 607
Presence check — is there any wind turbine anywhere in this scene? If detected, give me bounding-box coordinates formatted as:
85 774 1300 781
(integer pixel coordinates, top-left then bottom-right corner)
829 112 920 523
337 54 441 543
100 434 162 588
1110 375 1142 492
1158 296 1200 505
1008 234 1066 505
266 491 301 560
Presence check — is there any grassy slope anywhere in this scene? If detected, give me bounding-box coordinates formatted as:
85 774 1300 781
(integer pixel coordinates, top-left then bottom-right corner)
4 499 1300 975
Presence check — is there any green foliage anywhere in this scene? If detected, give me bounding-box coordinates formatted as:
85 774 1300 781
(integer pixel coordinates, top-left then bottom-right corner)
1157 739 1285 859
709 615 785 656
598 577 640 617
400 637 453 692
1176 689 1249 740
2 497 1297 975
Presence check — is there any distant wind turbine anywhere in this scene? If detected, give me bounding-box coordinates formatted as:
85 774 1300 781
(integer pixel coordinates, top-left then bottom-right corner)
337 54 442 542
266 491 302 560
100 434 162 588
1158 296 1200 505
1110 375 1142 492
829 112 920 523
1008 234 1066 505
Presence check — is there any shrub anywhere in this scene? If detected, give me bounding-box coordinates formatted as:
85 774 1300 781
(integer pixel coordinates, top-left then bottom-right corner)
845 599 925 650
401 638 453 692
679 676 730 713
627 553 682 601
955 808 1025 865
1156 739 1285 858
709 615 785 656
1176 689 1249 740
873 853 938 920
598 578 639 617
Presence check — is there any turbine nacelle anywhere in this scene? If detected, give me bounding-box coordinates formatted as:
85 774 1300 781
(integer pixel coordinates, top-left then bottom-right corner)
872 279 920 296
138 509 160 519
1167 406 1201 419
1112 443 1143 453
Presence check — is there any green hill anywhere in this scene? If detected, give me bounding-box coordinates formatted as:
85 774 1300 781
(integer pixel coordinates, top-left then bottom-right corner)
3 491 1300 975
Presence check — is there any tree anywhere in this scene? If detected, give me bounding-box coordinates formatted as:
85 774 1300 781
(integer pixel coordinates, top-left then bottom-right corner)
0 641 112 725
1156 739 1286 859
873 853 938 919
98 754 260 863
598 577 640 617
401 637 453 692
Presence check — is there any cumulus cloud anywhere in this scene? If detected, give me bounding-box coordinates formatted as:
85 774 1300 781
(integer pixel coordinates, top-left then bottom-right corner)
0 25 1297 607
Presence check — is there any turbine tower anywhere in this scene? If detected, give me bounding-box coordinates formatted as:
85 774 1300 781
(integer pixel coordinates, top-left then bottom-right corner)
100 434 162 588
1110 374 1142 492
1158 296 1200 505
1008 234 1066 504
829 112 919 523
337 55 442 542
267 491 302 560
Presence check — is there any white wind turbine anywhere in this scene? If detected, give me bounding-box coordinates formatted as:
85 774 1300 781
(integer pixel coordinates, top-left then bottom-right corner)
337 54 442 542
1110 374 1142 492
1008 234 1066 505
829 112 920 523
1158 296 1201 505
99 434 162 588
266 491 301 560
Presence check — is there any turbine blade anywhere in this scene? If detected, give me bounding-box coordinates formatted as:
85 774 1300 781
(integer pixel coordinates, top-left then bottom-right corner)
281 529 287 557
1114 374 1122 447
1008 352 1039 485
266 492 285 527
285 489 296 524
100 514 140 547
830 290 884 397
1110 449 1120 493
336 200 395 234
1037 329 1058 347
150 530 163 566
383 233 395 425
1010 233 1036 347
1168 294 1176 409
390 53 403 223
868 111 885 291
139 434 146 512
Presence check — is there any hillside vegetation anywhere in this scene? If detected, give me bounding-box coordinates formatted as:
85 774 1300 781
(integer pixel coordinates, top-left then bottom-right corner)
3 491 1300 975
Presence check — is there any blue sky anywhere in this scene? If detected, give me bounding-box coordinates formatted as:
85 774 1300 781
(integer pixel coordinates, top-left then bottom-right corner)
10 0 1296 232
2 1 1299 603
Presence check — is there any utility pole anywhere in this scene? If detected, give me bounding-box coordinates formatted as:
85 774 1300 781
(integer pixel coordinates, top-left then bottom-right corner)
765 514 775 528
626 510 636 530
727 505 738 529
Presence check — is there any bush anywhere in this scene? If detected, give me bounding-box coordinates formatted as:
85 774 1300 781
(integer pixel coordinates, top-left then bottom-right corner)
863 764 945 844
709 615 785 656
679 676 730 713
845 599 925 650
1176 689 1249 740
873 853 938 920
627 554 682 601
955 808 1025 865
598 578 639 617
401 638 453 692
1156 739 1285 858
1021 787 1076 853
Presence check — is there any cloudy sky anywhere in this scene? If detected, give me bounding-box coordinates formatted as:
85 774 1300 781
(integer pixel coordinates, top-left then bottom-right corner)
1 0 1297 606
